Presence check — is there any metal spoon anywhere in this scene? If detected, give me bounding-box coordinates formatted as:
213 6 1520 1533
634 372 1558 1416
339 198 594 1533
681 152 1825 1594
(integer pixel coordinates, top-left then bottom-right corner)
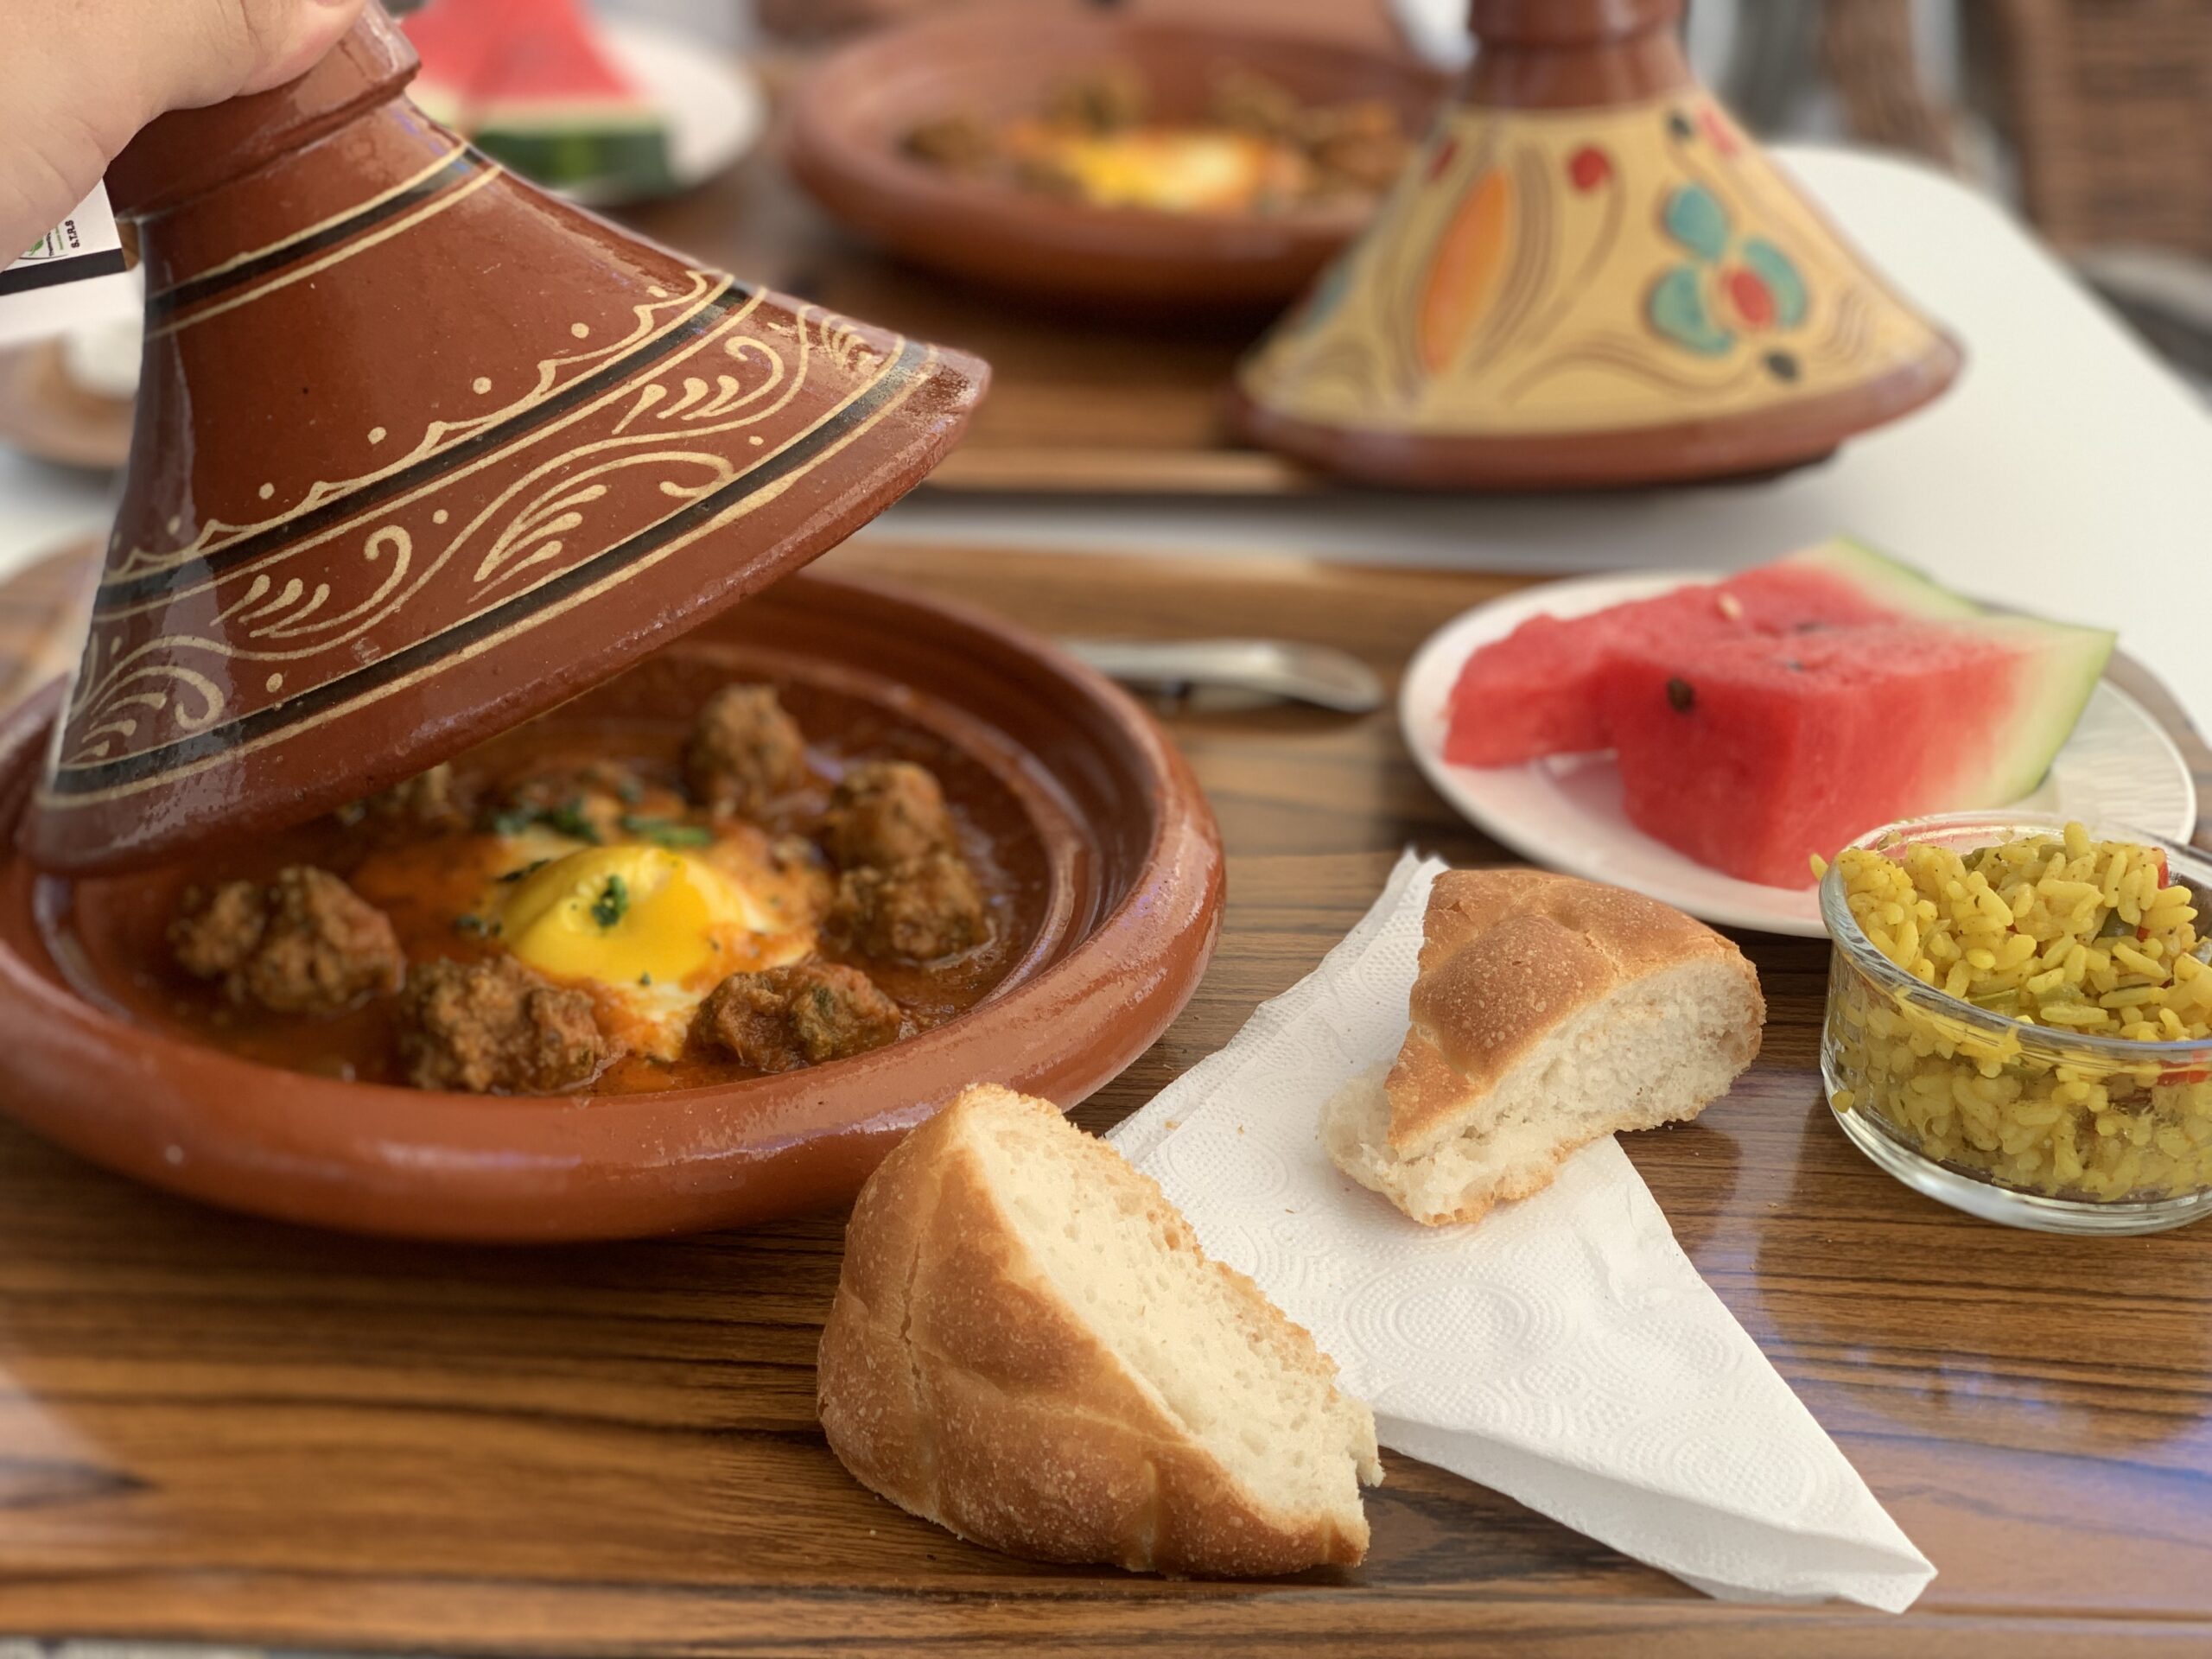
1058 638 1386 715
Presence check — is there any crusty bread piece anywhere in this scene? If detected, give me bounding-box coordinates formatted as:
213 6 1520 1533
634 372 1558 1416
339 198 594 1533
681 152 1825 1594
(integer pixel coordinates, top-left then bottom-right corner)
1325 868 1764 1227
818 1084 1382 1576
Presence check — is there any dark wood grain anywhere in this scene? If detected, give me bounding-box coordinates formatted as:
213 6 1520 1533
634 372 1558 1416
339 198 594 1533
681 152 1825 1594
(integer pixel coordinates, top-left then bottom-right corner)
0 537 2207 1656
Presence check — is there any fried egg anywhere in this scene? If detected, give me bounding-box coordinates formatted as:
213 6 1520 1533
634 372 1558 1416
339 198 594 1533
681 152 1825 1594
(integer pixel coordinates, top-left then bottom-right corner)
1010 125 1306 213
486 825 821 1060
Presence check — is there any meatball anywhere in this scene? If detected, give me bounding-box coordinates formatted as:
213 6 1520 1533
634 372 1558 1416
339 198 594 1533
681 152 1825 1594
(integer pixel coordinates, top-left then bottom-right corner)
828 852 989 963
397 956 613 1094
168 880 266 982
169 866 404 1015
693 961 903 1071
487 760 652 842
355 762 474 832
821 760 958 872
685 684 806 817
1047 65 1145 133
903 111 996 173
1306 104 1409 194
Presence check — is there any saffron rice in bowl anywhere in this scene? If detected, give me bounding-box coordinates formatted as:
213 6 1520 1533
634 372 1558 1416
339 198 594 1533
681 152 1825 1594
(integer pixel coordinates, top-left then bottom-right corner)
1817 814 2212 1234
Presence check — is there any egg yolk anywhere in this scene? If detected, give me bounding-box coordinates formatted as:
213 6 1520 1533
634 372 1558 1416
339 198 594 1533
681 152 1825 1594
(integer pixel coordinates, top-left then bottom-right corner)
1039 130 1274 213
499 845 741 989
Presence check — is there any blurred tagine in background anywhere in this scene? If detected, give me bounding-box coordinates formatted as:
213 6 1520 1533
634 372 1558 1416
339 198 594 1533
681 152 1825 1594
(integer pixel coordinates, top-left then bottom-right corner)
1232 0 1963 487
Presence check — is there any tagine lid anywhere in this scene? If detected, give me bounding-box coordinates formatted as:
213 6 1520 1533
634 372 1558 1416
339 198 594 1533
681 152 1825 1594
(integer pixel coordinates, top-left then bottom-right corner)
1230 0 1961 487
22 8 988 876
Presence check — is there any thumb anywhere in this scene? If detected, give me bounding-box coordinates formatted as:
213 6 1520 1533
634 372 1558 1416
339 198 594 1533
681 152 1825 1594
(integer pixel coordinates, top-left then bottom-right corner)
0 0 370 276
164 0 373 110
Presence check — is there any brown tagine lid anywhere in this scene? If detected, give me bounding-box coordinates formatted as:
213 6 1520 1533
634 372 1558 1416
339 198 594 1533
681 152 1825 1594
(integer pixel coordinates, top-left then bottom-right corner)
24 8 988 874
1229 0 1961 489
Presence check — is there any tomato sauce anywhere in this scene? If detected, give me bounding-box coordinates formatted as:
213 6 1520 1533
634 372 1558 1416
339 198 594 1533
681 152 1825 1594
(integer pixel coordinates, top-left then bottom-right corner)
42 676 1052 1095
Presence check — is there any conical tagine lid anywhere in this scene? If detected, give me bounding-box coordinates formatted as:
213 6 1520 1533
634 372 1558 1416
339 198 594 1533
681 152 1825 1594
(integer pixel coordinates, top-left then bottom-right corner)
1231 0 1959 488
24 8 987 874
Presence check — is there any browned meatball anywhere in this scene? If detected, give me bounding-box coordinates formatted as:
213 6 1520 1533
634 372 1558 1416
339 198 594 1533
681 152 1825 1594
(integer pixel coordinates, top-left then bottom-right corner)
487 760 654 842
828 852 989 963
685 684 806 817
693 961 903 1071
902 111 996 173
354 762 474 832
168 880 265 982
1047 65 1146 133
821 760 958 872
397 956 613 1094
1306 105 1410 194
169 867 404 1015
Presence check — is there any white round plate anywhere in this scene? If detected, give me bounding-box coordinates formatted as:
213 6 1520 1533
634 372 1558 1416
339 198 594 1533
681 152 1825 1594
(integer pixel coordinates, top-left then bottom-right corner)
568 20 768 207
1401 571 2200 938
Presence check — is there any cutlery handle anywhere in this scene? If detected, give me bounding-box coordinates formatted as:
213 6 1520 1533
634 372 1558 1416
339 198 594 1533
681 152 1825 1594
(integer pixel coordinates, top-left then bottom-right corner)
1058 639 1384 715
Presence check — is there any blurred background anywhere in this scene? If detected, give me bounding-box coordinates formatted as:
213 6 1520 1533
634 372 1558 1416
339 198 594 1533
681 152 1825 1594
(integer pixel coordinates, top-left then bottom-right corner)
605 0 2210 393
1 0 2205 625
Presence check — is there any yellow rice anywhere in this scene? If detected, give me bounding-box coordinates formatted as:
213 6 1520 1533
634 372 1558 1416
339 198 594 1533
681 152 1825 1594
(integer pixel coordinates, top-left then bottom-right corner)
1817 823 2212 1202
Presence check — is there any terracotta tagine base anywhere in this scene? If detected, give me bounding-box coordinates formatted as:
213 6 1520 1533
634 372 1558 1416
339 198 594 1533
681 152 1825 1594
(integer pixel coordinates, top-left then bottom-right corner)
1230 0 1961 489
785 2 1449 312
0 570 1224 1243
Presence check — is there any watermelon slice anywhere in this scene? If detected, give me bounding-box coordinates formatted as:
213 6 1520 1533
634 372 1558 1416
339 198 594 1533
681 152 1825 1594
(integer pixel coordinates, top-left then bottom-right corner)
406 0 675 198
1599 617 2116 888
1442 539 1981 767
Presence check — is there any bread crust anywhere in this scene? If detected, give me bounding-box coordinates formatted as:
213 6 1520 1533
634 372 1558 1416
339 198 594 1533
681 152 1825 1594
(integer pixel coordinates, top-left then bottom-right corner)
1386 868 1764 1158
817 1084 1377 1577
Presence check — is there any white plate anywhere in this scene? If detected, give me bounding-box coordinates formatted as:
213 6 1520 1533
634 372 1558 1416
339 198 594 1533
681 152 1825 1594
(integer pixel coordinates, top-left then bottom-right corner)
1400 572 2200 938
566 20 768 207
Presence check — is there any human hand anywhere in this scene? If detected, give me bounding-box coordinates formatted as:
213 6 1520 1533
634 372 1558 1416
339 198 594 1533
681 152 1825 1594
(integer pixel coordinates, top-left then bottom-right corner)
3 0 369 258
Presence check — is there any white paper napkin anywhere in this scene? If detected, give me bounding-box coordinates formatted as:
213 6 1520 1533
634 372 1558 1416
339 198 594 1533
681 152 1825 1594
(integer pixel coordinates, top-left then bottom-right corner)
1109 852 1935 1611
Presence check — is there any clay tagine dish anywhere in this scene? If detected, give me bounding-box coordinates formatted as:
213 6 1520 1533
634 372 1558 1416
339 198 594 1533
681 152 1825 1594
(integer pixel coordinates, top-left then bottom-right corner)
0 10 1224 1242
785 2 1449 310
1231 0 1963 488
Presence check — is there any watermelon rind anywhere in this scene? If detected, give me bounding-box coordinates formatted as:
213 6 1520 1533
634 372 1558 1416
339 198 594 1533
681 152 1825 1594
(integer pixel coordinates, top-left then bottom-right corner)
1968 615 2117 803
1772 536 1986 621
471 120 677 195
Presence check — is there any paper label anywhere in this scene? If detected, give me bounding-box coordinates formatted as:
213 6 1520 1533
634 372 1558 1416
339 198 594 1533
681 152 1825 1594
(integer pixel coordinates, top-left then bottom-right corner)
0 184 136 348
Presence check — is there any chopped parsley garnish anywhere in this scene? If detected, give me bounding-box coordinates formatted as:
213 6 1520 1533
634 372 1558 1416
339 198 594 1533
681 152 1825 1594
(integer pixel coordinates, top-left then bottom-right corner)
545 798 600 842
454 912 496 938
496 858 551 884
620 814 711 849
639 972 653 987
490 798 601 843
590 874 630 929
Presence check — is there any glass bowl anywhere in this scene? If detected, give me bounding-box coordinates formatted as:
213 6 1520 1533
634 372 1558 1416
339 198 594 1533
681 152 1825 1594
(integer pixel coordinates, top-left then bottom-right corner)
1819 812 2212 1235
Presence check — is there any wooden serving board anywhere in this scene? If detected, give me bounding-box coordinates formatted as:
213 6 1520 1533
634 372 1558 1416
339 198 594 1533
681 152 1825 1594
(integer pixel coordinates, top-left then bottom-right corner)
0 537 2208 1656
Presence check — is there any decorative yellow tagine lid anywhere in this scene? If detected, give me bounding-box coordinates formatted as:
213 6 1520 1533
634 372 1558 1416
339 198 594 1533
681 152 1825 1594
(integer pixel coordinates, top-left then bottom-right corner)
1231 0 1961 488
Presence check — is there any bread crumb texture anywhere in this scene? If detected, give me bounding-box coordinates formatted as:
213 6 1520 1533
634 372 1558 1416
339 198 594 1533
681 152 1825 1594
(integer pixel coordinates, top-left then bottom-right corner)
1328 868 1764 1226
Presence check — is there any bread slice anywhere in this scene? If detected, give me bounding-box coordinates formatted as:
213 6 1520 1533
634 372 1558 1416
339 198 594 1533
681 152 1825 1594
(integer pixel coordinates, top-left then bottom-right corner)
817 1084 1382 1576
1325 868 1764 1226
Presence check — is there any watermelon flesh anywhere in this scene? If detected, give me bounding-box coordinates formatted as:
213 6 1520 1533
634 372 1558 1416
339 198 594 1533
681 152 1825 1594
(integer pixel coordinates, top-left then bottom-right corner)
1442 538 1981 766
405 0 675 196
1599 617 2116 888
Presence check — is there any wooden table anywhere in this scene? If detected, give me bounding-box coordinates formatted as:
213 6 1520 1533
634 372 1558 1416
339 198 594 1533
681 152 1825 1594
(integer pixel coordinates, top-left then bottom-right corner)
0 539 2208 1656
